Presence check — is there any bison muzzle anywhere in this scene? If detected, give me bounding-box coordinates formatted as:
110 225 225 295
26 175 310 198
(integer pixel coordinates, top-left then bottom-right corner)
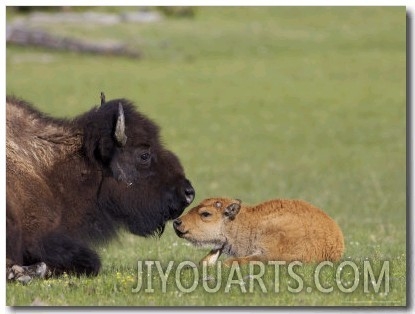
6 95 195 279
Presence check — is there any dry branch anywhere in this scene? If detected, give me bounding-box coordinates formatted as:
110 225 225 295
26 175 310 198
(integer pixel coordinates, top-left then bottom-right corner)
6 25 141 59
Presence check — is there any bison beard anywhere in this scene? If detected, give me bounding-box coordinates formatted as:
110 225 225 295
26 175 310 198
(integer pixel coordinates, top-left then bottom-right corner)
6 95 195 279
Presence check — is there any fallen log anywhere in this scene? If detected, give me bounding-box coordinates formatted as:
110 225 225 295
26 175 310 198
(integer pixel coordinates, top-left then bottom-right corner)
6 25 141 59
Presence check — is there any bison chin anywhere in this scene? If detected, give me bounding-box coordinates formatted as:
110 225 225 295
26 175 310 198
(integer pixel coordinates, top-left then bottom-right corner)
127 219 166 237
99 177 195 238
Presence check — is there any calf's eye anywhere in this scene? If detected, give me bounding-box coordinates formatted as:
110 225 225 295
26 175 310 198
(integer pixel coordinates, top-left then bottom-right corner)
201 212 211 218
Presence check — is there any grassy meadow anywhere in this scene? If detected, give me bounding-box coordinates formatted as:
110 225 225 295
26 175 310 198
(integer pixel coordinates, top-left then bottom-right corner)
5 6 406 306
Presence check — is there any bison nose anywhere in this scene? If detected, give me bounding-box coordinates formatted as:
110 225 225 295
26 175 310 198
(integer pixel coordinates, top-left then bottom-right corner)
183 181 195 205
173 218 182 228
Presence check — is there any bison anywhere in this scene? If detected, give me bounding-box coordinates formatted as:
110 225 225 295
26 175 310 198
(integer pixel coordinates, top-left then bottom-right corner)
173 197 344 266
6 94 195 280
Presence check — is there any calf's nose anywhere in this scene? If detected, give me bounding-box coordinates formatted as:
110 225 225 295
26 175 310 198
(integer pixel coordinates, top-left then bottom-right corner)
173 218 182 228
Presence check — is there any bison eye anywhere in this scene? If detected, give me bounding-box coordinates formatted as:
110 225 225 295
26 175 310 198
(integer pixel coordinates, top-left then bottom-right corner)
140 153 150 161
200 212 212 218
137 151 152 166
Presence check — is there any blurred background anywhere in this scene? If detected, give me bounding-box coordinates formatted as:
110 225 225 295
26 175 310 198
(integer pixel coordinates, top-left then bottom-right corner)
6 6 406 305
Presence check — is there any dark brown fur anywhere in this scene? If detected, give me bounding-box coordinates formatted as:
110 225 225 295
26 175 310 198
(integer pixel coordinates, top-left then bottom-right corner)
6 96 195 276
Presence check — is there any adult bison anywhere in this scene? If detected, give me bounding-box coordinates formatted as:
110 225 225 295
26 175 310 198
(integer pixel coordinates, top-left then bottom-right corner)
6 94 195 279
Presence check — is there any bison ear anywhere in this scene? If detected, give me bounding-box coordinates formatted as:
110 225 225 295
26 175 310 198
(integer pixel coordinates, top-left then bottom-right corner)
114 103 127 146
100 92 106 106
223 203 241 220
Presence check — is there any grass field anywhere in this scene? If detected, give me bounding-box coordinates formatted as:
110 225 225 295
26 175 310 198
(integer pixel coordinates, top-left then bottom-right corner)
5 6 406 306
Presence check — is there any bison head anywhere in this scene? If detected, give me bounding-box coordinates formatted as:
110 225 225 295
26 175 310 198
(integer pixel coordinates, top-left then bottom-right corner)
80 98 195 237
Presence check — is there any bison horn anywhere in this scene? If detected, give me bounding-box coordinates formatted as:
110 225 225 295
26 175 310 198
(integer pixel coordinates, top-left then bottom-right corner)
115 103 127 146
100 92 106 106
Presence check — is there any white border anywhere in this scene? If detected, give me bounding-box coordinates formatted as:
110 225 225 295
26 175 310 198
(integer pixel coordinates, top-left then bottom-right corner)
2 2 413 314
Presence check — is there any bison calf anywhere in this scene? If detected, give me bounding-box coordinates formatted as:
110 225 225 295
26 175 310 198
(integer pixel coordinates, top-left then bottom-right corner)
173 198 344 266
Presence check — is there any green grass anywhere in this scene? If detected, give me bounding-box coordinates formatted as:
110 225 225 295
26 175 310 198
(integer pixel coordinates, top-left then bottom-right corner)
6 6 406 306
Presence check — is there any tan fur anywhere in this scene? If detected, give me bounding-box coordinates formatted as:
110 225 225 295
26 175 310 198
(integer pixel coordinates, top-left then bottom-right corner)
174 198 345 266
6 101 82 183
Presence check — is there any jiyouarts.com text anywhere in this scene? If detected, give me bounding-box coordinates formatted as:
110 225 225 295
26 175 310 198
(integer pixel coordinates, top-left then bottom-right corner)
131 260 390 294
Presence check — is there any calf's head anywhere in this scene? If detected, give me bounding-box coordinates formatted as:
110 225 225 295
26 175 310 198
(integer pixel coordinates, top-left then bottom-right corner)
173 198 241 247
81 98 195 236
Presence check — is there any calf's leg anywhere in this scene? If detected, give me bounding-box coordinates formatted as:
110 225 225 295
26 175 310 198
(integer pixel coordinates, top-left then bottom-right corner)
200 248 222 266
223 254 264 267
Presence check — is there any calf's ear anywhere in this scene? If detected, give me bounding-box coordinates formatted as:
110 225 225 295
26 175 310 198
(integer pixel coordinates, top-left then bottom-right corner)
224 203 241 220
